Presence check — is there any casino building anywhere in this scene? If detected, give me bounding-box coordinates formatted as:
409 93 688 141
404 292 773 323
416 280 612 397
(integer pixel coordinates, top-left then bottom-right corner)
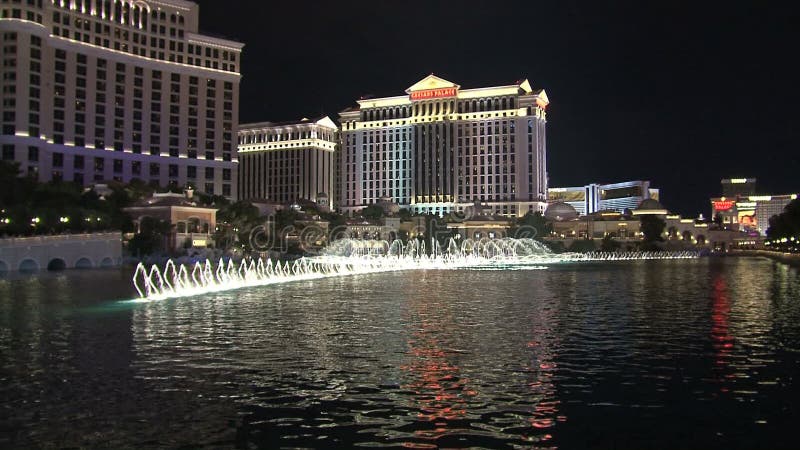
548 180 660 216
710 178 797 236
237 116 338 209
0 0 243 198
337 75 549 217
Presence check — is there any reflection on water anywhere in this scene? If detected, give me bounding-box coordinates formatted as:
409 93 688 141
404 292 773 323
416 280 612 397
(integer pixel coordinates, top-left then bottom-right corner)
1 258 800 448
712 274 734 389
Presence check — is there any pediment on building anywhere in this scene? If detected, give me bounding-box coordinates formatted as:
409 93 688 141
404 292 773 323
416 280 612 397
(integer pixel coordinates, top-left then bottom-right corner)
315 116 338 129
534 89 550 106
518 79 533 93
406 74 460 93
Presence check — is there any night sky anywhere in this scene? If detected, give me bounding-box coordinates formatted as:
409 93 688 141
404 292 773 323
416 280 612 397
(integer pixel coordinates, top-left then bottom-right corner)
195 1 799 216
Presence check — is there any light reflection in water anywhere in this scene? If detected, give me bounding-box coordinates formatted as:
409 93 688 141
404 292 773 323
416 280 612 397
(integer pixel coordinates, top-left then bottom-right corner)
711 274 734 392
402 295 470 441
2 259 800 449
525 301 563 443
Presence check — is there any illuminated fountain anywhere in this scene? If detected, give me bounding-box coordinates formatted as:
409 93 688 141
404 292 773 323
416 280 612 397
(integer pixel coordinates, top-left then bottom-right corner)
133 238 699 300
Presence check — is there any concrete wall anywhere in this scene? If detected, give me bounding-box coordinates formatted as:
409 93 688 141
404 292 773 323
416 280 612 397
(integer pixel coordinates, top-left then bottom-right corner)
0 233 122 273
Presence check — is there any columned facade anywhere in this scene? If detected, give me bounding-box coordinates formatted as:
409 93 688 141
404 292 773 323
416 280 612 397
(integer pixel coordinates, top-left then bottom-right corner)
338 75 549 217
1 0 243 198
237 116 337 209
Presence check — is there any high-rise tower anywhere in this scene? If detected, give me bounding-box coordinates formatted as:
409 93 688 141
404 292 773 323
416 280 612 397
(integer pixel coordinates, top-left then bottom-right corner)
338 75 548 217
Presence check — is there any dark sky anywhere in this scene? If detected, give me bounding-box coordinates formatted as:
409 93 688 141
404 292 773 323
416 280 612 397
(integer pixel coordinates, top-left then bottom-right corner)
195 0 799 216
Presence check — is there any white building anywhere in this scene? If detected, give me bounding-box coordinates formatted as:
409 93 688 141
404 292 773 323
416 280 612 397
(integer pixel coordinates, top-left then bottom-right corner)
338 75 549 217
548 180 660 215
1 0 243 198
237 116 338 209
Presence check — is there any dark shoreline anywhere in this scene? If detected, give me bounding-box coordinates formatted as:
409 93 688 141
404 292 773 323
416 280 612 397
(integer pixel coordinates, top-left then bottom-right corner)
728 249 800 267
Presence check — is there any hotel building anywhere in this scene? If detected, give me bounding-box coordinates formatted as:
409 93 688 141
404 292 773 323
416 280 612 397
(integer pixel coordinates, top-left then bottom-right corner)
548 180 660 216
710 178 799 236
237 116 338 209
711 192 797 236
721 177 756 198
0 0 242 198
338 75 549 217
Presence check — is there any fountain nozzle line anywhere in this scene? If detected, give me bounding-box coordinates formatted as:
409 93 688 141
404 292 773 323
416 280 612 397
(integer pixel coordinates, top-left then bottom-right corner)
132 238 699 300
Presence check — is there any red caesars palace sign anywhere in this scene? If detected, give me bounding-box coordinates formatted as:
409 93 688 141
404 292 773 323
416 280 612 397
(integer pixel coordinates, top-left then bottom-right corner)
409 87 457 101
713 200 735 211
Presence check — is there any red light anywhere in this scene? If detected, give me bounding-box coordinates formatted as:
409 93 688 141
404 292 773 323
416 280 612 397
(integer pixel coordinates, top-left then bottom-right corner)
713 200 735 211
410 87 457 101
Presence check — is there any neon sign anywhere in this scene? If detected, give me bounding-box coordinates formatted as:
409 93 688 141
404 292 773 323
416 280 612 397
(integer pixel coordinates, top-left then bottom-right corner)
713 201 735 211
409 87 457 101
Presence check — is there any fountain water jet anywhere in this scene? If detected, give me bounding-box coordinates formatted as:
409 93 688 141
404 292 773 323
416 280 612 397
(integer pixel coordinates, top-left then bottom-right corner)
133 237 700 300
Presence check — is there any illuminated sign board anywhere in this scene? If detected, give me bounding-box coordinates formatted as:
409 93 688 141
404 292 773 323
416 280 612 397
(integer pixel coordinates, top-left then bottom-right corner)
409 87 458 101
738 211 757 230
729 178 748 184
713 200 735 211
192 239 208 247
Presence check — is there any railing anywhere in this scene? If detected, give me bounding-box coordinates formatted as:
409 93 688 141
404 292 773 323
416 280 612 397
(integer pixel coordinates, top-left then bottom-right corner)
0 232 122 247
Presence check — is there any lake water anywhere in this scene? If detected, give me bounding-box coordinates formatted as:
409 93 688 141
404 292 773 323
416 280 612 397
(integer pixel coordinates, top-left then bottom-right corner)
1 257 799 449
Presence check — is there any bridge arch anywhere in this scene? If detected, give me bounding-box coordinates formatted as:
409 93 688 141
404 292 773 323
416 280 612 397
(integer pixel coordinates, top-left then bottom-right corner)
74 257 94 269
47 258 67 271
0 260 8 274
19 259 39 273
100 257 115 268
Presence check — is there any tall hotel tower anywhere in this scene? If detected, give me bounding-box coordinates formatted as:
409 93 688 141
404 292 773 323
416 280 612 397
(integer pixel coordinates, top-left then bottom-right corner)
237 116 338 209
338 75 549 217
0 0 243 198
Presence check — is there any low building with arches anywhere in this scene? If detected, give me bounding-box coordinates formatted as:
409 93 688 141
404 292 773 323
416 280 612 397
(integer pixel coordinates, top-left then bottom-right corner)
0 232 121 273
124 191 216 251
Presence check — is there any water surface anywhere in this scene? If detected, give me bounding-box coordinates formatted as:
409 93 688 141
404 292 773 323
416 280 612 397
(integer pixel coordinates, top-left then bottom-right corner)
1 258 799 448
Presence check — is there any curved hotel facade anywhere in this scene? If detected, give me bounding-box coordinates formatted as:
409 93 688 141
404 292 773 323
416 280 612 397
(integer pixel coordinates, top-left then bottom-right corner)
1 0 242 198
338 75 549 217
548 180 660 216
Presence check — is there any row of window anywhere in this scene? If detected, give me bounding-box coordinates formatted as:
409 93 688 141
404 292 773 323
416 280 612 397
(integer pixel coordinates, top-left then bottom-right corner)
47 13 237 71
2 144 232 195
238 149 332 201
238 127 336 145
46 49 234 158
0 6 44 23
355 97 520 123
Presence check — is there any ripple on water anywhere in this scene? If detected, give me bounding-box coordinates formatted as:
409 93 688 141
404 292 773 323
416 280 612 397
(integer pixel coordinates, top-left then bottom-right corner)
0 259 799 448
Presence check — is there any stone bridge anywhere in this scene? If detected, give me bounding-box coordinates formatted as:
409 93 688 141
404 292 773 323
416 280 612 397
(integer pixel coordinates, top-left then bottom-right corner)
0 233 122 273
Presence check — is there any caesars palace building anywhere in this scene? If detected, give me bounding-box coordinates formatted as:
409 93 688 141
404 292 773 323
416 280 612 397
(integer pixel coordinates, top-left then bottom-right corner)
1 0 242 198
338 75 549 217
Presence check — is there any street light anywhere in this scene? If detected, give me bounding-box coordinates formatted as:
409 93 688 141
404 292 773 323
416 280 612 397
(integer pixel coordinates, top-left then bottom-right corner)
59 216 70 223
